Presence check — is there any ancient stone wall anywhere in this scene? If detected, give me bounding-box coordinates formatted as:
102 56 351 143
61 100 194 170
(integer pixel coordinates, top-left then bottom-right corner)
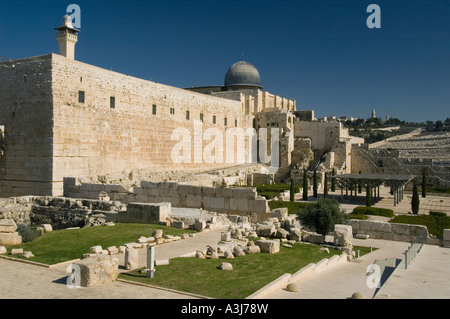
63 178 270 221
350 219 434 244
0 55 55 196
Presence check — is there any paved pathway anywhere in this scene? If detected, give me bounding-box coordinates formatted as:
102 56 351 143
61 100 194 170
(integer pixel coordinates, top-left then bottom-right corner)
375 244 450 299
265 238 411 299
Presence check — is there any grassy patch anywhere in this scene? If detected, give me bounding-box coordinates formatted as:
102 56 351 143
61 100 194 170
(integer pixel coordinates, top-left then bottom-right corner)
5 223 195 265
268 201 309 215
255 184 300 200
351 206 395 218
353 245 378 257
119 243 341 299
390 214 450 239
348 214 368 220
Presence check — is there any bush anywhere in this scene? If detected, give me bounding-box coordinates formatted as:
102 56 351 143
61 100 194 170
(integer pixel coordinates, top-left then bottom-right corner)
351 206 395 218
16 224 41 243
430 211 447 217
298 198 348 235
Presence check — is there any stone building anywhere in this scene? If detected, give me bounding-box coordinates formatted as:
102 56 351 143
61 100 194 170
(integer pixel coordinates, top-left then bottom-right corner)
0 14 362 197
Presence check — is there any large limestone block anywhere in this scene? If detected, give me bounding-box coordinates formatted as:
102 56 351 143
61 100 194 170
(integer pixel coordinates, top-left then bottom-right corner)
288 229 302 241
256 224 276 237
73 255 119 287
256 239 280 254
0 219 17 233
334 224 353 246
0 232 22 246
125 247 139 270
243 245 261 254
232 246 246 257
271 208 288 222
194 219 206 232
391 223 410 235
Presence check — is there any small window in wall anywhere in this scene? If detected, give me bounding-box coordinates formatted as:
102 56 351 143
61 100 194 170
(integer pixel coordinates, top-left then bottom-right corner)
235 119 238 127
78 91 85 103
152 104 157 115
186 110 190 120
80 77 83 83
24 75 27 83
200 113 204 122
170 108 175 115
110 96 115 109
213 115 217 124
224 117 228 127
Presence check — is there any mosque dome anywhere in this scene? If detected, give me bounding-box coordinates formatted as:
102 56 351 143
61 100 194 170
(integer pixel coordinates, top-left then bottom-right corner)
224 61 262 89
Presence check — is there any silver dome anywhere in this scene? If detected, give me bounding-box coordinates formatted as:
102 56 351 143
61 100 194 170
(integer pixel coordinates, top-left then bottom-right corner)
224 61 262 89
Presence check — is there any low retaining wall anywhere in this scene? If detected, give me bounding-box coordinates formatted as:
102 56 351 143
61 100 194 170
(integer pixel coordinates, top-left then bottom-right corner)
350 219 431 243
246 253 348 299
63 178 270 222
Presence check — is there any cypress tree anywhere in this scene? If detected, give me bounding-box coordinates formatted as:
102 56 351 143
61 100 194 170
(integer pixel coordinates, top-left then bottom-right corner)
303 170 308 201
412 184 420 214
366 185 372 207
422 170 427 198
331 167 336 192
313 169 318 198
290 178 295 202
323 173 328 198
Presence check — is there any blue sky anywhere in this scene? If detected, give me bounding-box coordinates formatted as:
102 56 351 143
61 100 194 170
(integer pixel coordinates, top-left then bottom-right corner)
0 0 449 122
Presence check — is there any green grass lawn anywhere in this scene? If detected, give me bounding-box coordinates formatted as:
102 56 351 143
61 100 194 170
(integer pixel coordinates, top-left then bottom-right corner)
119 243 342 299
5 223 195 265
390 214 450 239
268 201 309 215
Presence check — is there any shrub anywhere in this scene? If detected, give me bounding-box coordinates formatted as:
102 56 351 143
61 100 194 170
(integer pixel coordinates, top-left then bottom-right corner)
16 224 41 243
298 198 348 235
302 170 308 200
351 206 395 218
429 211 447 217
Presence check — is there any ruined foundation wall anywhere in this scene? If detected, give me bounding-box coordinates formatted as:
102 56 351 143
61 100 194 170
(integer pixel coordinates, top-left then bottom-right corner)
64 178 270 221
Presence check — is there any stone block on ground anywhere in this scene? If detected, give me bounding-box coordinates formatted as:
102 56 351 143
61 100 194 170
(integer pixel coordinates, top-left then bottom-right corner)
152 229 163 239
256 239 280 254
288 229 302 241
0 246 6 254
334 224 353 246
0 219 17 233
90 246 103 254
0 232 22 246
194 219 206 232
232 246 246 257
73 255 119 287
271 208 288 222
125 247 139 270
256 224 276 238
218 262 233 271
243 245 261 254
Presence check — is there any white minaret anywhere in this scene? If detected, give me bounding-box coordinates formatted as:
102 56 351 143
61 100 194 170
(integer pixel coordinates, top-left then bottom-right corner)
55 15 80 60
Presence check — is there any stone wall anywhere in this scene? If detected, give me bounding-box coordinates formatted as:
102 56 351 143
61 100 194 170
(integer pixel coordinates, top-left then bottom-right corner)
0 54 257 197
63 178 270 221
51 53 252 196
0 55 55 196
350 219 430 243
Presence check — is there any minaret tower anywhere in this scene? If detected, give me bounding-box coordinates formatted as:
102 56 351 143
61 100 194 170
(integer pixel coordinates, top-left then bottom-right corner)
372 108 376 119
54 14 80 60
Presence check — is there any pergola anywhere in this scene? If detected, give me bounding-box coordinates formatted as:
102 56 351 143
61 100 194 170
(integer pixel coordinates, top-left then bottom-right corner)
332 173 415 206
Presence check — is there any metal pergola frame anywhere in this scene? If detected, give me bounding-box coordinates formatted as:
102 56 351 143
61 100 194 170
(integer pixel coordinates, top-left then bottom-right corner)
332 174 415 206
